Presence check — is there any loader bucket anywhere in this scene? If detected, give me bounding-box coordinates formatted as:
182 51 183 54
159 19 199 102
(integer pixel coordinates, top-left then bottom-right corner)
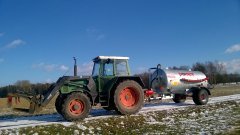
7 93 42 114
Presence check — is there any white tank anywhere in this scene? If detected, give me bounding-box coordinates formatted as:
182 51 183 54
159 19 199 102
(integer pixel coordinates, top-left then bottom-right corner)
150 68 208 94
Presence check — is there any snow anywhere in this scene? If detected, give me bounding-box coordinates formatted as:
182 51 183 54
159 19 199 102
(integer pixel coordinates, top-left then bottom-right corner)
77 124 87 131
73 130 80 135
0 94 240 130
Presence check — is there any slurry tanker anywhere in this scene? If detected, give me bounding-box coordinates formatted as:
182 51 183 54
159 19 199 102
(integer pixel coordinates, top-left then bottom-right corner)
145 64 210 105
8 56 211 121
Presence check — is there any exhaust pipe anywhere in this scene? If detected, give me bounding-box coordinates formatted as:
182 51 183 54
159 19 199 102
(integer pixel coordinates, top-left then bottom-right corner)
73 57 77 76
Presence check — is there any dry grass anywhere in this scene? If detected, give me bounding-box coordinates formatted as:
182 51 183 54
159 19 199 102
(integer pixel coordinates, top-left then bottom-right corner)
211 85 240 97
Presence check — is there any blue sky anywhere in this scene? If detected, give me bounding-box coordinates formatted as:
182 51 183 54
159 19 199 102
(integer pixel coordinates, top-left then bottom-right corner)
0 0 240 86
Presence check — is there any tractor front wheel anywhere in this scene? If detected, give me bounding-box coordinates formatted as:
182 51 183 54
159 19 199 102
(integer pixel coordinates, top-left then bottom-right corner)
61 92 91 121
114 80 144 115
55 95 63 115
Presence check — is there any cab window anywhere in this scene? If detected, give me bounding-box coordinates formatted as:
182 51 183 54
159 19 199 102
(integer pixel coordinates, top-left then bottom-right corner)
103 60 114 76
92 62 100 76
116 60 129 76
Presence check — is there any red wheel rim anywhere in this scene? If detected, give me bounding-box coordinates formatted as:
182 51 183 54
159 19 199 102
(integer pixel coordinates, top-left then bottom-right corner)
119 87 139 108
200 94 205 100
68 99 84 115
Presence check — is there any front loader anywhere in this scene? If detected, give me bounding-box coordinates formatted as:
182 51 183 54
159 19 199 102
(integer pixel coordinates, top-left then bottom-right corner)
8 56 145 121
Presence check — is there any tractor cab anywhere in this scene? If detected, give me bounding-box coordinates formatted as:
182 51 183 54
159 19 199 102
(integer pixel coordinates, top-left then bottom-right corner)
91 56 131 104
92 56 131 77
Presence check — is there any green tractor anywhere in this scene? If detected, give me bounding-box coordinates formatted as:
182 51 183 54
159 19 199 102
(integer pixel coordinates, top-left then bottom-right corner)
9 56 145 121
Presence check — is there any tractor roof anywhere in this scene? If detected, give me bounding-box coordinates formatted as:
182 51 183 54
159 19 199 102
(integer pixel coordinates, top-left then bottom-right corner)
93 56 129 61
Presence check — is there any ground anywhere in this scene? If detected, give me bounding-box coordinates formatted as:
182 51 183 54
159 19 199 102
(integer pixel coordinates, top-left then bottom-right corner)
0 85 240 134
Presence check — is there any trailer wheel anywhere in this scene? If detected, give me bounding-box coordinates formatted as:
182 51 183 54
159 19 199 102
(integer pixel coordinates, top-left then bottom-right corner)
114 80 144 115
193 89 209 105
172 94 186 103
61 92 91 121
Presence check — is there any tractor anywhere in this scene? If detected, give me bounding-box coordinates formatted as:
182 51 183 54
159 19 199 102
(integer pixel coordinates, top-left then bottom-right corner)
9 56 145 121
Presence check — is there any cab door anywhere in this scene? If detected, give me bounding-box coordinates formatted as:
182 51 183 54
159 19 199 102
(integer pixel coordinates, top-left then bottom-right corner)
99 59 115 94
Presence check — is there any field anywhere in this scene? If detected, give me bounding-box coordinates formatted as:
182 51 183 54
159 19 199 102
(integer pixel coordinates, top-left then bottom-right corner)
0 85 240 134
1 85 239 114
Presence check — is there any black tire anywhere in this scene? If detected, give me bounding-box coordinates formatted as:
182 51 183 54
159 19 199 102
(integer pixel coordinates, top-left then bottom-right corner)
193 89 209 105
55 95 63 115
114 80 144 115
172 94 186 103
61 92 91 121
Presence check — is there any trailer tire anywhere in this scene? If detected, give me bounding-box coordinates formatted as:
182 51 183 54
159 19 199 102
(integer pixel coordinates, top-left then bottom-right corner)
193 89 209 105
61 92 91 121
172 94 186 103
114 80 144 115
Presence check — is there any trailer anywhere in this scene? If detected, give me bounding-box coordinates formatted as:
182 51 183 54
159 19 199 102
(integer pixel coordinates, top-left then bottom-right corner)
145 64 211 105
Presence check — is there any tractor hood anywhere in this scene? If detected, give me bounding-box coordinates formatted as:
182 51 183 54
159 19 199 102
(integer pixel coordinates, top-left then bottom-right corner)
59 76 91 94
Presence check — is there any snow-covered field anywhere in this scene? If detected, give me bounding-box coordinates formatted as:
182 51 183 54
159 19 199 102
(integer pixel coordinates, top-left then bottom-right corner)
1 94 240 131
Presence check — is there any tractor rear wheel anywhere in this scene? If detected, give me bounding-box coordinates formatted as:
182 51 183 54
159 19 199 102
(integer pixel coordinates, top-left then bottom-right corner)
114 80 144 115
193 89 209 105
61 92 91 121
172 94 186 103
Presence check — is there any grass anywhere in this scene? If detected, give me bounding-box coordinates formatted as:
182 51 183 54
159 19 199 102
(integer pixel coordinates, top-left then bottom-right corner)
2 100 237 135
211 85 240 97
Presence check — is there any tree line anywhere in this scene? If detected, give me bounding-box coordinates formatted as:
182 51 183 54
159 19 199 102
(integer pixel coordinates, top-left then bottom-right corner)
0 80 52 98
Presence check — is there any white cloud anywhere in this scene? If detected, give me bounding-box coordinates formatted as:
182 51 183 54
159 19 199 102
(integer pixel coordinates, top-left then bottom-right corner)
86 28 106 40
59 65 69 71
134 67 148 74
225 44 240 53
32 63 69 72
45 78 54 83
222 59 240 73
5 39 26 49
0 33 4 37
96 34 105 40
0 58 4 63
77 62 94 76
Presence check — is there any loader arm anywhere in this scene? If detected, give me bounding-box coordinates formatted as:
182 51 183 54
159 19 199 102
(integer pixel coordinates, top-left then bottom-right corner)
8 76 80 113
41 76 79 107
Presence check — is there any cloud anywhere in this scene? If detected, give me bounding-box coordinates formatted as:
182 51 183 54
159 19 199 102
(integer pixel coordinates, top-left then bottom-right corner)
0 33 4 37
96 34 105 40
222 59 240 73
5 39 26 49
77 62 94 76
0 58 4 63
86 28 106 40
59 65 69 71
45 78 54 83
225 44 240 53
134 67 148 74
32 63 69 72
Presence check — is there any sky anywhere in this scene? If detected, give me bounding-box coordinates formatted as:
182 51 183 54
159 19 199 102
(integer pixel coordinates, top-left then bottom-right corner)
0 0 240 86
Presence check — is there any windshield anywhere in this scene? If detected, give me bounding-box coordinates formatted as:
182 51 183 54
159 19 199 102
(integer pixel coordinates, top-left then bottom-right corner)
92 62 100 76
